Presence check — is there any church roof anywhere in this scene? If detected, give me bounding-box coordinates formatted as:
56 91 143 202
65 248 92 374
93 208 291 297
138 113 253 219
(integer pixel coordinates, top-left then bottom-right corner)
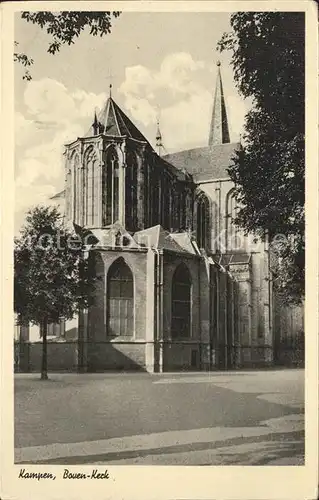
86 97 150 144
163 142 239 182
50 190 65 200
214 253 252 266
90 223 139 248
169 232 199 255
134 225 189 253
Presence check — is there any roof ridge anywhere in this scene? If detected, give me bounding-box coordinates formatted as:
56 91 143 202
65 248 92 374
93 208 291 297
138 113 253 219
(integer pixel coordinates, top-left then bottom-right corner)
109 98 121 136
102 98 111 131
113 99 150 143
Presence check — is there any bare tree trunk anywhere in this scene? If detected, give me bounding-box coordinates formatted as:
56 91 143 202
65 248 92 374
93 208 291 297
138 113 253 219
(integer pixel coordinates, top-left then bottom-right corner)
41 319 48 380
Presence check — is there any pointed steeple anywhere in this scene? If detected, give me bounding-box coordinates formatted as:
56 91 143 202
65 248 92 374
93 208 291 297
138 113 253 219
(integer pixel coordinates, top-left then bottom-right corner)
92 109 99 135
208 60 230 147
155 118 163 156
85 94 150 144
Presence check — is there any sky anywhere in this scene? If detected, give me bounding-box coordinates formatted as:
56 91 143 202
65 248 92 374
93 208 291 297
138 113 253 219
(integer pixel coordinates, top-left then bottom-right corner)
14 11 250 231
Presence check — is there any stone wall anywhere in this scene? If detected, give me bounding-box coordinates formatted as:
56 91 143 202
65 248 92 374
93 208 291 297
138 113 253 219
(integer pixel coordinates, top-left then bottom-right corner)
88 248 149 343
273 299 304 367
16 341 78 372
87 341 146 371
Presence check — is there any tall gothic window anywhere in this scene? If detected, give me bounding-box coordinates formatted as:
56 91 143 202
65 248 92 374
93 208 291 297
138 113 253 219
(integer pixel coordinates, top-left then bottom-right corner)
65 166 72 220
77 161 83 225
107 258 134 337
171 263 192 338
161 175 171 230
85 147 97 227
196 192 210 250
160 176 166 228
102 147 119 226
143 159 149 228
226 189 241 251
173 190 181 231
125 151 138 231
152 170 160 225
72 153 80 222
181 191 188 230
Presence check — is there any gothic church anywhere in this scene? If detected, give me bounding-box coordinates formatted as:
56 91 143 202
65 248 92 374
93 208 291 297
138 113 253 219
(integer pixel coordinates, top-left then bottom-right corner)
15 63 304 372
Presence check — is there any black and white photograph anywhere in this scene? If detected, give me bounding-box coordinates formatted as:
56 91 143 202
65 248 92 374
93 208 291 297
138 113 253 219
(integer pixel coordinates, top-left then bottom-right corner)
1 1 318 499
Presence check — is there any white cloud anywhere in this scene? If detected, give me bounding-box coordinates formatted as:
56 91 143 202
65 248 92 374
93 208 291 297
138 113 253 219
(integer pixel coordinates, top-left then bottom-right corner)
15 78 107 231
158 52 205 94
123 96 157 127
161 90 212 151
23 78 107 125
24 79 75 125
15 181 57 215
15 60 250 231
119 52 248 151
227 95 251 139
71 89 107 119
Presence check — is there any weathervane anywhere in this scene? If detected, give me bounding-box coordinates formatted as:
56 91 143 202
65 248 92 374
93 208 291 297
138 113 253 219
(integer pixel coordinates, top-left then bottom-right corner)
108 65 113 98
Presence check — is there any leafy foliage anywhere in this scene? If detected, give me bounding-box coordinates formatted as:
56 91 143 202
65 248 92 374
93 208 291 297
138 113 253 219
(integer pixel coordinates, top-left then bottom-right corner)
14 42 34 81
14 206 97 327
218 12 305 304
15 11 121 79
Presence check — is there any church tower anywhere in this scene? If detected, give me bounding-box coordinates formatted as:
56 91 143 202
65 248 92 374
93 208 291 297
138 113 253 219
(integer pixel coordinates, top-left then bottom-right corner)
64 88 194 235
208 61 231 146
64 88 151 232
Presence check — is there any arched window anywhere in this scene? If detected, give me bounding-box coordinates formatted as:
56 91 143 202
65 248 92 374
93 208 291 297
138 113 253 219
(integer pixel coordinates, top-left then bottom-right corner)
173 190 180 231
85 147 97 227
152 170 160 225
78 162 84 226
196 192 210 250
71 153 80 223
226 189 241 251
160 175 166 228
125 151 138 231
171 263 192 338
107 258 134 337
184 191 192 231
161 175 171 230
102 147 119 226
65 166 72 220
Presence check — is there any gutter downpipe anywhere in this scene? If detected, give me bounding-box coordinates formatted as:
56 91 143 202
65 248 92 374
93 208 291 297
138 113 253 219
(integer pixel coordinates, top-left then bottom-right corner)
198 254 202 371
209 263 214 371
153 247 164 373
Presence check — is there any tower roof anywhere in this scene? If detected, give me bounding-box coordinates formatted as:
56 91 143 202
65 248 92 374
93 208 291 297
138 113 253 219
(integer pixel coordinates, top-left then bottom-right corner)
208 61 231 146
86 96 149 144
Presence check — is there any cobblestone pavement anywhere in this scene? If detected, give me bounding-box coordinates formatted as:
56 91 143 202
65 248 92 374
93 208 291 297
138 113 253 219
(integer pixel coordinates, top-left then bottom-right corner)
14 369 304 465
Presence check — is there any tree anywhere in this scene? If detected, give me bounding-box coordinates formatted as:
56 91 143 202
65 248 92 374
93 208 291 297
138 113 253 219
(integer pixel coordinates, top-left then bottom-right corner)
14 11 121 80
218 12 305 304
14 206 97 379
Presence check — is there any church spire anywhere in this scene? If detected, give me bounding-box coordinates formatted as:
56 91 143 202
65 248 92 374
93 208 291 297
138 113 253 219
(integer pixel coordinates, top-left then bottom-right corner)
92 108 99 135
208 60 230 147
155 115 164 156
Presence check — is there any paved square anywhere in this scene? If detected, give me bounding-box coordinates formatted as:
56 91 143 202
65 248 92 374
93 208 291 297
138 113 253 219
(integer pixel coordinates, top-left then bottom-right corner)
14 369 304 465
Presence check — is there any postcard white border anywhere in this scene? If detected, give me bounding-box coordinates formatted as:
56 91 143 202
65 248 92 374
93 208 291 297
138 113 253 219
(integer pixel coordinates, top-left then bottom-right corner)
1 2 318 499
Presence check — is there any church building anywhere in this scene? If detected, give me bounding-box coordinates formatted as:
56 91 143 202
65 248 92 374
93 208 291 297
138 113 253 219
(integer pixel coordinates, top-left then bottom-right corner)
15 63 304 372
